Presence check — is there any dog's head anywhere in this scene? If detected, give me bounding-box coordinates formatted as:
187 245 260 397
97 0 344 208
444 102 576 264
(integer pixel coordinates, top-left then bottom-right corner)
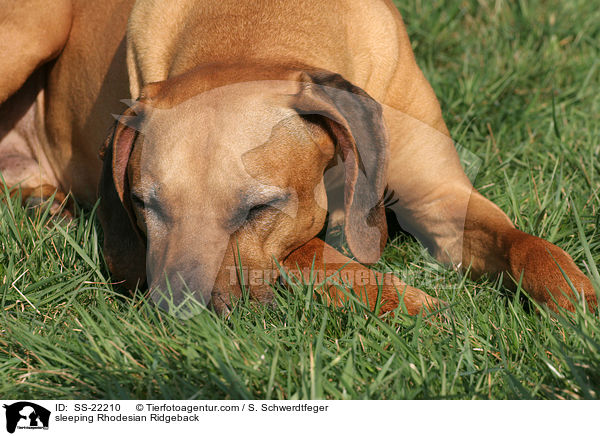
98 65 388 315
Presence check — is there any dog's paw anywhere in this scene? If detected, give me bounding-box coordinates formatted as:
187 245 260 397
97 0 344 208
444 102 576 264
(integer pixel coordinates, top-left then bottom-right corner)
19 184 74 221
508 233 597 312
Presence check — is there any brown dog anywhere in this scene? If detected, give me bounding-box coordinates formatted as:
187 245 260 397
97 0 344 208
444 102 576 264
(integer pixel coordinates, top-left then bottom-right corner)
0 0 596 316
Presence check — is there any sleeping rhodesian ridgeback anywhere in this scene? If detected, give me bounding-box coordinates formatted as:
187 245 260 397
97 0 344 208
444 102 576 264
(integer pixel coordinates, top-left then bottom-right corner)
0 0 597 316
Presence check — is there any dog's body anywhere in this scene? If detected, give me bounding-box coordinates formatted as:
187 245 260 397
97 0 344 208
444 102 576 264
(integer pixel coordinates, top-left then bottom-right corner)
0 0 596 314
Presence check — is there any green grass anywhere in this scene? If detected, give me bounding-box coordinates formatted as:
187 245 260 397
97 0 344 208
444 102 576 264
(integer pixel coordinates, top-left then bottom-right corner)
1 0 599 399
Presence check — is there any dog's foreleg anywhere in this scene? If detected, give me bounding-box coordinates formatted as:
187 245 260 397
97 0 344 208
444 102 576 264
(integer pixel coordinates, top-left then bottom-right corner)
0 0 72 105
382 104 597 313
283 238 444 316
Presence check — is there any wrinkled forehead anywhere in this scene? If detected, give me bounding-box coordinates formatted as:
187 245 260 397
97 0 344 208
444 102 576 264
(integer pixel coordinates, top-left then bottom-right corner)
131 80 310 193
140 81 302 160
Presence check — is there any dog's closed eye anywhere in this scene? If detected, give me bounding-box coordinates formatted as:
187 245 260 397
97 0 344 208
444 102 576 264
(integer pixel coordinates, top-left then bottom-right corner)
226 189 290 231
246 202 274 220
130 188 170 224
131 192 145 209
246 193 290 219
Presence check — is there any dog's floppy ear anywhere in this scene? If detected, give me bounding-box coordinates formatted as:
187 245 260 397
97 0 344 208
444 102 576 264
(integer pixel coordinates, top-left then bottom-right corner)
97 104 147 289
293 71 388 263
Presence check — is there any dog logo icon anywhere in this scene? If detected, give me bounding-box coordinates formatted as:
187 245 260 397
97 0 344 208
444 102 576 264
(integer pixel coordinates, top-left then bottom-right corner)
3 402 50 434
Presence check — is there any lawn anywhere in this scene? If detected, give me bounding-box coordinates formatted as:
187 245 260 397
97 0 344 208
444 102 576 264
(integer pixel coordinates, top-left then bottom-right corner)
1 0 599 399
